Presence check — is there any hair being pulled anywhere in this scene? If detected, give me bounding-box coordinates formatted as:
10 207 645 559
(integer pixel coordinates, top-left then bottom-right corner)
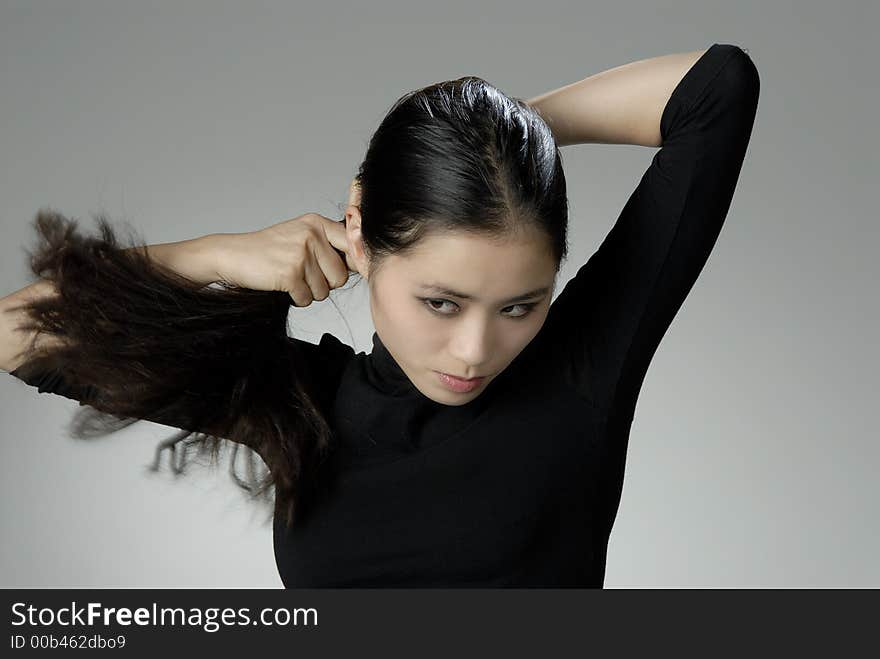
7 209 337 530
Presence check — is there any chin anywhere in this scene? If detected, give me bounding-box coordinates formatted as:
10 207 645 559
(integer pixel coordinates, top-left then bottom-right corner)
431 392 477 407
408 377 472 406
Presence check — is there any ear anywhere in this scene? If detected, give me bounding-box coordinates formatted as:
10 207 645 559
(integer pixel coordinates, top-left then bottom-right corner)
344 179 370 279
348 177 361 208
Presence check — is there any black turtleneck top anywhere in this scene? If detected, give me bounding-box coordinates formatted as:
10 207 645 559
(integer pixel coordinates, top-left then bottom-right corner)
9 43 759 587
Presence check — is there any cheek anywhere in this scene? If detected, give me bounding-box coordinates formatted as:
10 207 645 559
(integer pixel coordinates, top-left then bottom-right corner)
372 291 433 343
374 289 415 326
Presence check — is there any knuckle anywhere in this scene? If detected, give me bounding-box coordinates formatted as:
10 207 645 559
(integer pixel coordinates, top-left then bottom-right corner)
304 223 323 243
286 261 303 282
303 213 323 229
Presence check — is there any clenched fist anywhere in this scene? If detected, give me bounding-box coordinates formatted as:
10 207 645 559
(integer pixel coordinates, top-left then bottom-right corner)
213 213 357 307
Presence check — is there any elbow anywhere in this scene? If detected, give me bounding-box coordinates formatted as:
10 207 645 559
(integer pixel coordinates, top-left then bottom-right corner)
721 45 761 108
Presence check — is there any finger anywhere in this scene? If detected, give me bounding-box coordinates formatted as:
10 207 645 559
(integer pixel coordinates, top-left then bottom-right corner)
302 246 331 301
317 215 356 272
311 230 351 290
287 263 315 307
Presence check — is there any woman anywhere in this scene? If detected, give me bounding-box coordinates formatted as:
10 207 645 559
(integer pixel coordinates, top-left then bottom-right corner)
1 42 759 587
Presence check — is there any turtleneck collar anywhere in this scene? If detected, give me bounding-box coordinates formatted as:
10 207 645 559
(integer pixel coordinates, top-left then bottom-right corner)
364 331 504 411
365 331 421 398
330 331 499 462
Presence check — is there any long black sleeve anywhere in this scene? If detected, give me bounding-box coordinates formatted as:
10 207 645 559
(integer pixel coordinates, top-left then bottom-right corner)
8 361 217 435
7 331 355 438
540 43 760 418
9 365 100 407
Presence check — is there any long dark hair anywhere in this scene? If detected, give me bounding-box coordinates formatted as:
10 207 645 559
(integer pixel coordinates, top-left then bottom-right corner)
8 76 569 531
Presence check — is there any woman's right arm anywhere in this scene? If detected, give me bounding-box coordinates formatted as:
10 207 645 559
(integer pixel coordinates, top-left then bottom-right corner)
0 233 226 373
2 208 360 502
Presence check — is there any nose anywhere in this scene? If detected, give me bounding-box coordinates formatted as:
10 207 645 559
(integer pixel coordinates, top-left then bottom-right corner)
448 314 493 375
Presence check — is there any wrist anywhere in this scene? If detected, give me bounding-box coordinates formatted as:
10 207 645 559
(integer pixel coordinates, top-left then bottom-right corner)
138 233 231 286
189 233 228 285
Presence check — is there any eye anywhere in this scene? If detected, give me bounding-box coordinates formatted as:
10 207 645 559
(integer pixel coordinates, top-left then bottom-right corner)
422 298 458 315
420 298 537 319
504 303 538 318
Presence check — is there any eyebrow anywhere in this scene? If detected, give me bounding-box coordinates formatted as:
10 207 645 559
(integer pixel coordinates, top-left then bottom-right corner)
418 283 551 305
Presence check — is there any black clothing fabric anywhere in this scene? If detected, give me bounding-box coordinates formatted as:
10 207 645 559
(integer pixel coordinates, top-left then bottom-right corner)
8 43 759 587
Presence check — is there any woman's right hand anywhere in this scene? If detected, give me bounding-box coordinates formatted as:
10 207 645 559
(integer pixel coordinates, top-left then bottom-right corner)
213 213 357 307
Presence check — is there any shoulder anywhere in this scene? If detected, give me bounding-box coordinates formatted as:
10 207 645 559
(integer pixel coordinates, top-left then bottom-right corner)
284 332 356 390
298 332 356 363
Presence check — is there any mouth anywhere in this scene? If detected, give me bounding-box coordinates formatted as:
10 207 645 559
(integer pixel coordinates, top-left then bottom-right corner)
434 370 487 393
437 371 485 381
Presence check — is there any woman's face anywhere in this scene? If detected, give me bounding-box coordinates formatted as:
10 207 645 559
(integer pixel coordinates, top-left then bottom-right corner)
366 229 558 406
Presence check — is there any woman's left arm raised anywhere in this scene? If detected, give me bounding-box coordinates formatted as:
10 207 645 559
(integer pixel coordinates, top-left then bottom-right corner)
523 43 759 415
525 47 709 147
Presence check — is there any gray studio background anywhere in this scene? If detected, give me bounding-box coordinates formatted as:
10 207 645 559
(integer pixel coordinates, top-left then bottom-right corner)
1 0 876 587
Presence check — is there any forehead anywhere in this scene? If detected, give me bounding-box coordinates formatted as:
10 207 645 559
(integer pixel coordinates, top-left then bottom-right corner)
382 229 557 292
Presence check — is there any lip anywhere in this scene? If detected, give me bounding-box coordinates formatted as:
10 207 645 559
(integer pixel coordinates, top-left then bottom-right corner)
435 370 486 393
